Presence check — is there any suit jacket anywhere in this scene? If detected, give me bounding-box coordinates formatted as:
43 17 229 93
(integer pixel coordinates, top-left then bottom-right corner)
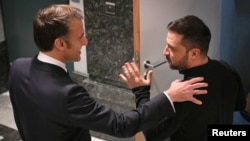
8 56 175 141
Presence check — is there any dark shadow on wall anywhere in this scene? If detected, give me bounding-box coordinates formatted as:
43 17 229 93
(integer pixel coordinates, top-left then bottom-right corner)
0 0 75 75
0 41 9 94
220 0 250 95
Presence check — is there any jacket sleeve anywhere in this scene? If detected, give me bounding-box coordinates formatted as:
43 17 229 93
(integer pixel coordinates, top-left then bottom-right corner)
132 86 176 141
132 86 151 107
64 85 175 137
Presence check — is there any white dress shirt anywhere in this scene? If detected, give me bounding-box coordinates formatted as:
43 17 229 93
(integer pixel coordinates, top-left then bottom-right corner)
37 52 67 72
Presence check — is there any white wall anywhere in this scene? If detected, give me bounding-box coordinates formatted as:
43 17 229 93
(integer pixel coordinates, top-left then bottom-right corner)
140 0 221 98
70 0 88 76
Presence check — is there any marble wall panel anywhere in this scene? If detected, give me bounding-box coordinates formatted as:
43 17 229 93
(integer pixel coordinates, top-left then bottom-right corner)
84 0 133 88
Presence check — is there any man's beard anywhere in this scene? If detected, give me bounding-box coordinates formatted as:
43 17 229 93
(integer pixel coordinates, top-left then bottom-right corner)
168 55 189 71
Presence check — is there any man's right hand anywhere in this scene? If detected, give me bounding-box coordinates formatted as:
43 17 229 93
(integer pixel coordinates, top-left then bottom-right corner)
165 77 208 105
119 62 153 89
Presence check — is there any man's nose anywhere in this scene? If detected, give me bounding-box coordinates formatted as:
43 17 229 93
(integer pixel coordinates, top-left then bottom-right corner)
163 46 168 55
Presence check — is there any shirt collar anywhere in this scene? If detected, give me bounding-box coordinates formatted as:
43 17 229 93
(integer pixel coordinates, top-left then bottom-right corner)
37 52 67 72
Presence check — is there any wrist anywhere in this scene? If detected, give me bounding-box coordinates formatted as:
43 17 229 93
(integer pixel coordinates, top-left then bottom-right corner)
165 90 175 102
163 91 175 112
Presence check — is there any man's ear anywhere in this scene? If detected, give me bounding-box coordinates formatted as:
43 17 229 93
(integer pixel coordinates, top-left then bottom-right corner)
54 38 67 51
190 48 200 58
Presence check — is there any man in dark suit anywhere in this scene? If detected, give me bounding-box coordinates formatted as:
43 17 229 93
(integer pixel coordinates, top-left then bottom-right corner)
8 5 207 141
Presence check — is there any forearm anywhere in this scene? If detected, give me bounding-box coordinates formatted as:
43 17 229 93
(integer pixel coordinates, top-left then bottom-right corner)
132 86 151 107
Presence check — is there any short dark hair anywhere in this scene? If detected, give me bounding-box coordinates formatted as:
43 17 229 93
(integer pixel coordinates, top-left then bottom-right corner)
167 15 211 55
33 4 83 51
